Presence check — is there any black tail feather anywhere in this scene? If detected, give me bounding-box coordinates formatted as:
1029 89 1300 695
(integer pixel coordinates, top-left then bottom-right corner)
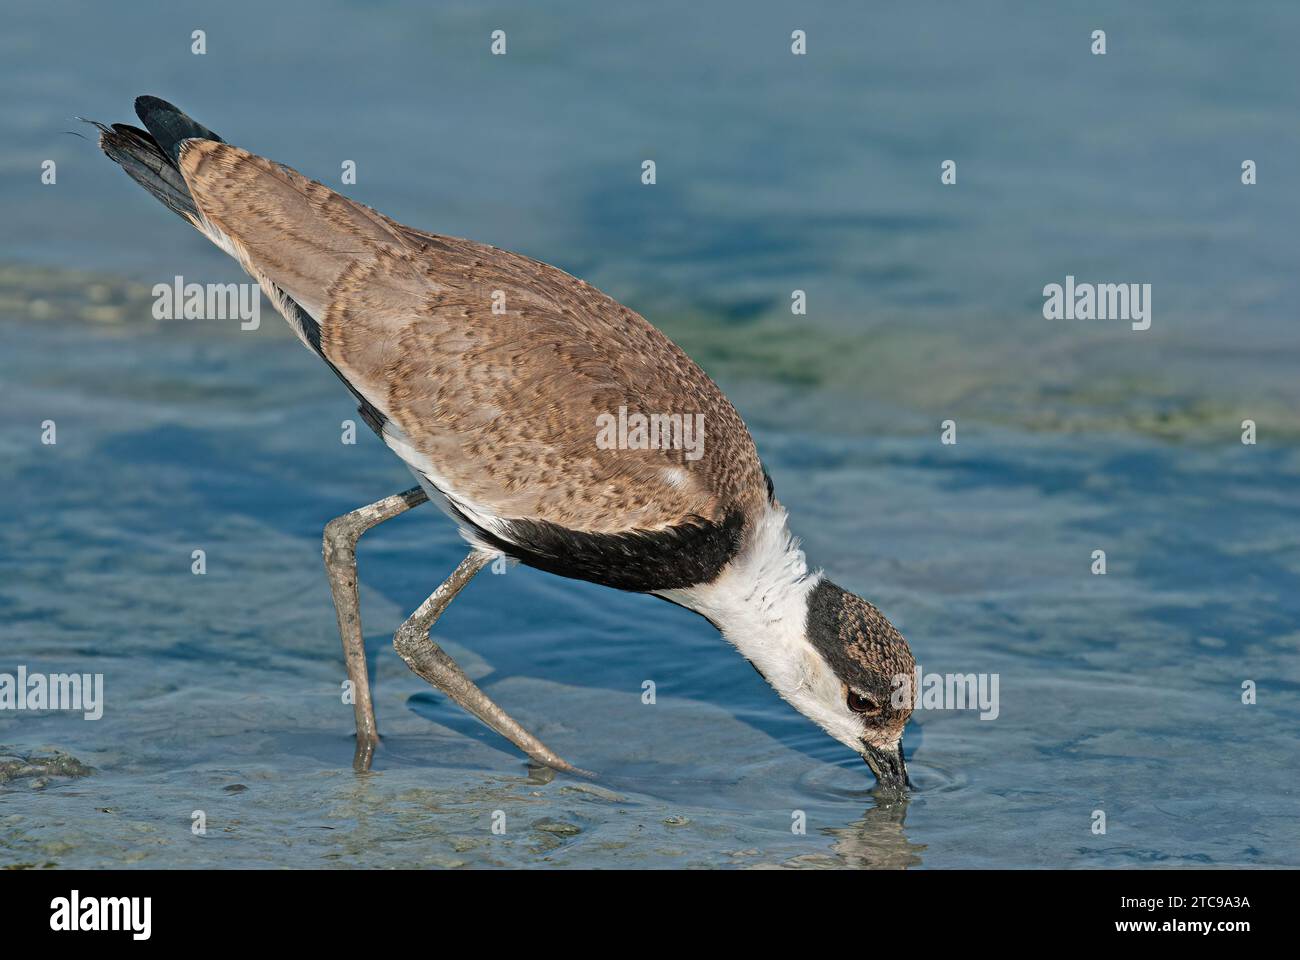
133 95 224 164
95 121 198 222
95 96 223 224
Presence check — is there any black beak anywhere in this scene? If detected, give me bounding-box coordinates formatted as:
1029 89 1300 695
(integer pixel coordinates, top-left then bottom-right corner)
862 740 910 793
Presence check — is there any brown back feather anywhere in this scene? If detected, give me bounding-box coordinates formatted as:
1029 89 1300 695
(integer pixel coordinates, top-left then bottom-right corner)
178 140 768 532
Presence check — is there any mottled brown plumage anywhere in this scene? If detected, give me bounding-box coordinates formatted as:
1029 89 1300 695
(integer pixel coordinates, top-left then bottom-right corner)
179 140 767 534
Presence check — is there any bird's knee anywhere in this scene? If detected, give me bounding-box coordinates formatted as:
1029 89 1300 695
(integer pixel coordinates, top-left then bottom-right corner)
322 515 360 559
392 623 423 660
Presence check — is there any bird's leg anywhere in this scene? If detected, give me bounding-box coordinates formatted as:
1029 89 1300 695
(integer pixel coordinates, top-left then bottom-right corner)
322 485 430 771
393 550 592 777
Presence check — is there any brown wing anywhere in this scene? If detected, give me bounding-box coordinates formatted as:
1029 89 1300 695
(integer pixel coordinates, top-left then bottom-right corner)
178 140 767 533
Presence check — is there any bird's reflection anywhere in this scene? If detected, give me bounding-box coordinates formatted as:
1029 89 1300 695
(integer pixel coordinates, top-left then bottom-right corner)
817 791 925 869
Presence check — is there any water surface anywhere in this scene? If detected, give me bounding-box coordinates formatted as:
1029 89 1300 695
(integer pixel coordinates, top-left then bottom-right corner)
1 0 1297 868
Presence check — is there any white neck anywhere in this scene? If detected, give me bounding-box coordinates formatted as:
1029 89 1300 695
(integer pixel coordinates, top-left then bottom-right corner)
659 501 818 646
657 504 862 750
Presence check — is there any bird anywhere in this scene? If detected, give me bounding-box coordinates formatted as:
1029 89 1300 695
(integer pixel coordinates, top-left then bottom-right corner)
93 95 916 791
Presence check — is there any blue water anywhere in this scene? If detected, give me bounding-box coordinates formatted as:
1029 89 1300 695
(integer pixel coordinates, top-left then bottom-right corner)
1 0 1297 868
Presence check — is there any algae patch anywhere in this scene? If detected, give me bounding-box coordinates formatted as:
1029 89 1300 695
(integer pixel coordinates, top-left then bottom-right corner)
0 749 94 788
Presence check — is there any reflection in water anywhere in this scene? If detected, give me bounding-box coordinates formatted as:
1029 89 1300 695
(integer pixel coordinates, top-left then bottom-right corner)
820 793 926 870
773 792 925 870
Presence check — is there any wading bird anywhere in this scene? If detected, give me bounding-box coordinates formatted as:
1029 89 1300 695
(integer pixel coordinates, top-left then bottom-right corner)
94 96 915 790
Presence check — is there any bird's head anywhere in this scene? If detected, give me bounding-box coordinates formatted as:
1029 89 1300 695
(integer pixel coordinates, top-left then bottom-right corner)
799 579 915 792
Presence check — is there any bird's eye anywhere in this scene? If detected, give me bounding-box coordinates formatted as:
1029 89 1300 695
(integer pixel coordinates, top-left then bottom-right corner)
846 690 881 715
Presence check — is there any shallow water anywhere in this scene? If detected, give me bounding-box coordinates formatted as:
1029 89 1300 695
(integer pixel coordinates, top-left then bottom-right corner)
2 292 1297 868
1 0 1298 868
